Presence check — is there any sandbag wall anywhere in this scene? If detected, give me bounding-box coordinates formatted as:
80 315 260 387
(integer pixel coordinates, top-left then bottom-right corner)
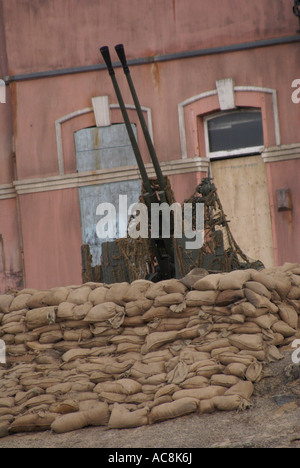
0 263 300 437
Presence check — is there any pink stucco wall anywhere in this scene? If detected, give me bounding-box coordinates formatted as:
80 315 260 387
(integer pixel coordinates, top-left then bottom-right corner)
19 189 82 290
1 0 300 290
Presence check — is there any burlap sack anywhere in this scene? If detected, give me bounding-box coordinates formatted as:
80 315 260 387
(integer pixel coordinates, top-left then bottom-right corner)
9 294 31 312
149 397 199 424
9 413 56 433
51 403 109 433
125 299 153 317
88 287 108 305
67 286 92 305
244 289 278 313
245 361 263 383
142 331 178 353
179 376 209 389
218 270 251 291
154 293 185 307
160 279 187 295
271 320 296 337
95 379 142 396
273 272 291 299
210 394 244 411
228 334 264 351
108 403 148 429
105 283 130 306
186 290 218 307
244 281 272 299
193 273 223 291
84 302 124 322
278 305 298 330
167 361 189 384
49 400 79 415
210 374 240 388
215 290 245 306
42 287 70 306
173 385 227 402
225 381 254 400
26 307 56 330
0 295 14 314
250 271 276 290
124 280 152 302
223 363 247 378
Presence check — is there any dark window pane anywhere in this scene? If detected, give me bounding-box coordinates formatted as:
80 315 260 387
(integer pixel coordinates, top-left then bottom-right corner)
208 109 264 153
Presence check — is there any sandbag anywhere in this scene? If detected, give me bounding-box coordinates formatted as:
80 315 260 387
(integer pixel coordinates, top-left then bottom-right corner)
172 386 226 401
9 294 31 312
271 320 296 337
142 331 178 354
186 290 218 306
84 302 124 322
125 299 153 317
95 379 142 395
160 279 187 295
278 305 299 330
215 290 244 306
42 287 70 306
228 334 264 351
210 394 245 411
88 287 108 305
108 403 148 429
179 376 209 389
223 363 247 378
105 283 130 306
244 281 272 299
154 293 185 307
51 403 109 433
124 280 152 301
9 413 56 433
244 289 278 313
193 273 223 291
210 374 240 388
250 271 276 290
149 398 199 424
0 295 14 314
245 361 263 383
67 286 91 305
218 270 251 290
26 307 56 330
225 381 254 400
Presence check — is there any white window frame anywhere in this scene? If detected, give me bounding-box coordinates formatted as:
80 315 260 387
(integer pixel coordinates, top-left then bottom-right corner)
204 108 264 159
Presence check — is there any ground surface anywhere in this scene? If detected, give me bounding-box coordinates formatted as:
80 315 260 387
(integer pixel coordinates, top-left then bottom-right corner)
0 350 299 449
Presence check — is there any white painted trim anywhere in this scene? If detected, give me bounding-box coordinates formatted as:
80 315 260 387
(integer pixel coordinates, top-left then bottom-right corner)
178 91 218 159
261 143 300 163
178 85 281 159
55 104 154 176
0 184 16 200
4 157 209 196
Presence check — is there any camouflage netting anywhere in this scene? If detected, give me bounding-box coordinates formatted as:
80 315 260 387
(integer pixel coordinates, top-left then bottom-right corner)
0 263 300 437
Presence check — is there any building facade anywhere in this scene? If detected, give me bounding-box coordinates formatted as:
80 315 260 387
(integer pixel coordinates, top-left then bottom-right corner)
0 0 300 292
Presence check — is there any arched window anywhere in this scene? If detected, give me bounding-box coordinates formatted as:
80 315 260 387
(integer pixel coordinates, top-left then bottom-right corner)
204 108 264 159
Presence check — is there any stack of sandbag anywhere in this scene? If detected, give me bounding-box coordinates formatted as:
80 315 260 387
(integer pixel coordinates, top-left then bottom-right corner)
0 262 299 437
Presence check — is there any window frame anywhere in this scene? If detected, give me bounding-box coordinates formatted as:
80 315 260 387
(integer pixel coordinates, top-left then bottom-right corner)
203 108 264 159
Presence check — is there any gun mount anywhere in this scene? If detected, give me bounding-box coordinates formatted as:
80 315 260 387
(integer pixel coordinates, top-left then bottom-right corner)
81 44 264 284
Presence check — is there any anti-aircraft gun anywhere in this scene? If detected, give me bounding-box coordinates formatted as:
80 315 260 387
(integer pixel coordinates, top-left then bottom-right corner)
86 44 263 284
